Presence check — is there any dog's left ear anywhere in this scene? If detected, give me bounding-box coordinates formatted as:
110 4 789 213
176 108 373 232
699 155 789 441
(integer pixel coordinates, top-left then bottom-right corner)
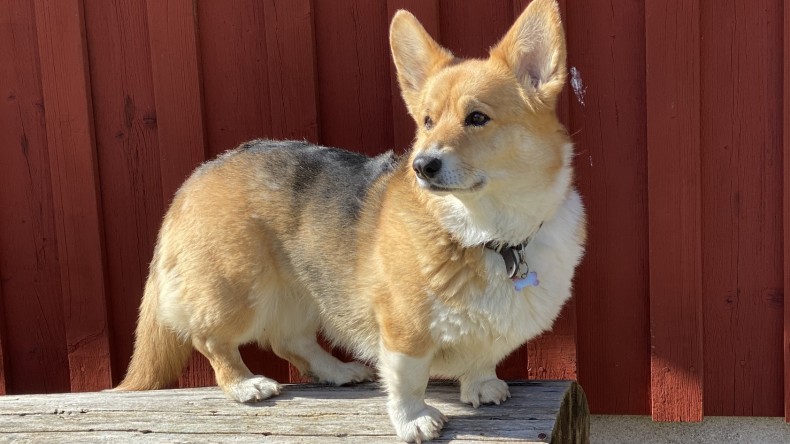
490 0 567 107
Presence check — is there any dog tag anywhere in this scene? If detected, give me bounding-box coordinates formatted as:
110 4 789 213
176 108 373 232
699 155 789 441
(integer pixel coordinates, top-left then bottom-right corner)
513 272 539 291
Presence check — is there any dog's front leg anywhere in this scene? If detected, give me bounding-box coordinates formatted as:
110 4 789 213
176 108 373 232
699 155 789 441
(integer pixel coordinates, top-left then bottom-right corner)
379 344 447 443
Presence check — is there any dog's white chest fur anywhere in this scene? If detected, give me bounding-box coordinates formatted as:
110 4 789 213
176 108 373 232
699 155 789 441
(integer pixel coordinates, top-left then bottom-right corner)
428 190 585 362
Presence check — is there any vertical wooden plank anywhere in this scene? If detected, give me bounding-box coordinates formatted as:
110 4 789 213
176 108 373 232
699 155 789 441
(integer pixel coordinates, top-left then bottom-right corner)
567 0 651 414
146 0 206 203
784 0 790 422
524 322 576 381
314 0 393 154
33 0 113 392
438 0 513 58
386 0 440 151
0 0 71 395
198 0 273 158
146 0 209 388
645 0 703 422
82 0 163 386
262 0 320 143
0 284 7 394
700 0 784 417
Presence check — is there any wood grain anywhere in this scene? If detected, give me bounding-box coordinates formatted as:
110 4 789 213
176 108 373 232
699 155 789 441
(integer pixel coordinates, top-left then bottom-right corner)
645 0 704 421
314 0 394 154
568 0 651 415
33 0 113 392
0 0 70 394
198 0 273 158
82 0 164 387
0 381 588 443
524 313 577 381
0 284 6 394
700 0 784 417
146 0 206 202
262 0 320 142
550 380 590 444
784 0 790 422
438 0 512 58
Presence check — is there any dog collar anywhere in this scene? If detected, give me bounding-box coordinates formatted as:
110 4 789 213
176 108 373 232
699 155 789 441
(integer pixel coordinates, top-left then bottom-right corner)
485 224 542 291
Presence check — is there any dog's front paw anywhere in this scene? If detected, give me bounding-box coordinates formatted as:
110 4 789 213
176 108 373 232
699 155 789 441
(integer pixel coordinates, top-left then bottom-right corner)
226 376 281 403
391 404 447 443
318 361 374 386
460 377 510 408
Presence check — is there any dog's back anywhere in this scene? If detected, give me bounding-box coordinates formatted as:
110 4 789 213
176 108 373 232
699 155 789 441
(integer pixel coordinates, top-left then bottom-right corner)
233 140 397 223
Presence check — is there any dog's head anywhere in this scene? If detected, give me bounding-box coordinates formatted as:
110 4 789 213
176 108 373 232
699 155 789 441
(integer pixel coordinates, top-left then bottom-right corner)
390 0 572 244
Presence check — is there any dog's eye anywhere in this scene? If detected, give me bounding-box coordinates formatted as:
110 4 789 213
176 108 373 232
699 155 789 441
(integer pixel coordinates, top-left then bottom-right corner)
464 111 490 127
424 116 433 130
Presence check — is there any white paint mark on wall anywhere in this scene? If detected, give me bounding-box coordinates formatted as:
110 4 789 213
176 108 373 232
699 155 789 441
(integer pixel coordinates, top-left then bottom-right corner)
589 155 593 167
570 66 586 107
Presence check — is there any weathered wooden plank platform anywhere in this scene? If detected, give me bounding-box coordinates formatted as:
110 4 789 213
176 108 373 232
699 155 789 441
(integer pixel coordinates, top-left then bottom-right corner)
0 381 588 443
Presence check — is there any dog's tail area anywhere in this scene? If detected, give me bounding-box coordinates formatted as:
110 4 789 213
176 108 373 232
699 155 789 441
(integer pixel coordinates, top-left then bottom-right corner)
116 267 192 391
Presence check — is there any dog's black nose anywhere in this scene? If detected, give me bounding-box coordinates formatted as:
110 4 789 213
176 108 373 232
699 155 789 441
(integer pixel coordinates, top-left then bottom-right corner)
412 156 442 180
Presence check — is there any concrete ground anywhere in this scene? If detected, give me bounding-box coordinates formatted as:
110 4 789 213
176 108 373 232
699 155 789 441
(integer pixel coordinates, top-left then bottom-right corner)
591 415 790 444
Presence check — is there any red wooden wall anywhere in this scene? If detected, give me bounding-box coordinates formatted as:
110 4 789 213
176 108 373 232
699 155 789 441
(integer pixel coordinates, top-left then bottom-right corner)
1 0 788 421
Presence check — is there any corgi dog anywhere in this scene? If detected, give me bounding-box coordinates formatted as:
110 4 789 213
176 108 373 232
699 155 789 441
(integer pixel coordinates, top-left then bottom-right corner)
117 0 585 441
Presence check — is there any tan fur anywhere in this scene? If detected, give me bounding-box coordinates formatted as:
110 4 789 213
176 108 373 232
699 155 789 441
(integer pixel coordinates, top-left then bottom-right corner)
119 1 584 441
118 257 192 390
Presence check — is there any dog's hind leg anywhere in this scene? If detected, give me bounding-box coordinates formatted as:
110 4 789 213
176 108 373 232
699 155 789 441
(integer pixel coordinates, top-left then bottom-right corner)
272 334 373 385
192 336 280 403
268 298 373 385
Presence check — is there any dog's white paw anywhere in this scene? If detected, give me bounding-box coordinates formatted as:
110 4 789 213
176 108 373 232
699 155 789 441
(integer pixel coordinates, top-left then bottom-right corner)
391 404 447 443
227 376 281 403
316 361 374 386
460 377 510 408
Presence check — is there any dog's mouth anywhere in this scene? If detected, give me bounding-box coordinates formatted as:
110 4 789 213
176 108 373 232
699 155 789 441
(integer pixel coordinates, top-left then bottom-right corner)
418 178 486 193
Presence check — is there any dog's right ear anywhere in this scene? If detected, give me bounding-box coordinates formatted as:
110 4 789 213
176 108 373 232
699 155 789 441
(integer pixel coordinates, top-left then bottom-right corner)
390 11 453 118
